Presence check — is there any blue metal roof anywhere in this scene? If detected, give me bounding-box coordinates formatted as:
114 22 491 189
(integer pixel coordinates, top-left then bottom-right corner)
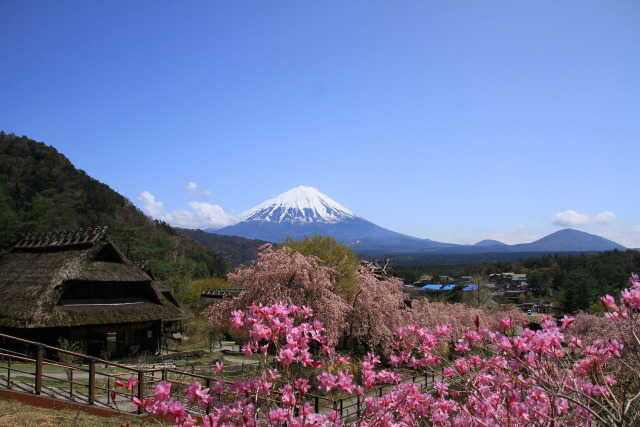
420 284 457 290
420 284 479 291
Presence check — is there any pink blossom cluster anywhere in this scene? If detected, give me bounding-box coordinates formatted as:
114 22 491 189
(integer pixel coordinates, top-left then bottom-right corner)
601 272 640 320
133 274 640 426
233 301 328 368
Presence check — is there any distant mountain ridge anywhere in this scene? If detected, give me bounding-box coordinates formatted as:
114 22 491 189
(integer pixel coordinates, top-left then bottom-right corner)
474 239 507 247
510 229 626 252
208 186 626 255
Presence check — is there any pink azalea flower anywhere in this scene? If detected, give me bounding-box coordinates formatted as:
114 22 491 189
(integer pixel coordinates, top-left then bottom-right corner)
621 287 640 310
499 316 511 330
295 378 310 396
559 315 575 330
605 311 620 321
242 342 254 357
127 375 138 392
267 408 290 423
336 370 356 393
364 352 381 365
230 310 245 328
167 400 186 422
154 381 172 401
196 386 213 407
279 384 296 407
276 348 295 366
185 382 201 403
336 354 350 364
317 372 337 392
301 305 314 317
600 294 619 311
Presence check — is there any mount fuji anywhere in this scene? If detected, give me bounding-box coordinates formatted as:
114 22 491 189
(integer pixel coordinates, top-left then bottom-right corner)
209 186 455 253
206 186 626 255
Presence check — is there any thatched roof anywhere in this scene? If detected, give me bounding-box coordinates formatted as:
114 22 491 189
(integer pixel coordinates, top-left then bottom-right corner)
0 227 190 328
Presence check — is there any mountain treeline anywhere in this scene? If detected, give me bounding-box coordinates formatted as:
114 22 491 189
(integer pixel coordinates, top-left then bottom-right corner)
395 250 640 313
0 132 230 302
175 228 269 268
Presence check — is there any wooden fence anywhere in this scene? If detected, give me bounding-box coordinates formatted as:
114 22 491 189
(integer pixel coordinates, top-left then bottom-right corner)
0 332 436 421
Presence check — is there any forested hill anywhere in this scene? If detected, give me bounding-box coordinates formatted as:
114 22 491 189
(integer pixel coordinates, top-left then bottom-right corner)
175 228 269 267
0 132 229 282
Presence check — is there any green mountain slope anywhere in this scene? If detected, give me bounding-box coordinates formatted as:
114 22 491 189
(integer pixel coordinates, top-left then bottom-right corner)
175 227 269 267
0 132 229 289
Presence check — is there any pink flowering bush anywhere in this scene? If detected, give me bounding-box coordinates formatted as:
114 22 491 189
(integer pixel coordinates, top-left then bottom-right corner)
410 299 527 339
344 262 407 353
133 274 640 426
204 245 349 346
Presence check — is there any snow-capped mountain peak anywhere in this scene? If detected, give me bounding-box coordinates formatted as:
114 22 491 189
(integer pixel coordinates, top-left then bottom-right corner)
240 186 358 224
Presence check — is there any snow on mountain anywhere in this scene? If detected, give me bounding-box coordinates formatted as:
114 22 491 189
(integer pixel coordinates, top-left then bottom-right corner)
240 186 357 224
211 186 446 249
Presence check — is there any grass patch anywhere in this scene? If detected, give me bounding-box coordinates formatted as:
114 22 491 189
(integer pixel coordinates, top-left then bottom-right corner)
0 397 135 426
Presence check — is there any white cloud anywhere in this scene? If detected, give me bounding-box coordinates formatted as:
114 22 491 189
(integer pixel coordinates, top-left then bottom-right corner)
202 190 212 199
551 210 589 226
184 201 238 228
593 211 616 224
185 182 199 192
138 191 238 229
138 191 166 217
550 210 616 227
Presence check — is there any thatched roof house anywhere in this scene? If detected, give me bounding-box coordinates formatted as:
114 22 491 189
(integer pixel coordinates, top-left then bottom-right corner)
0 227 191 357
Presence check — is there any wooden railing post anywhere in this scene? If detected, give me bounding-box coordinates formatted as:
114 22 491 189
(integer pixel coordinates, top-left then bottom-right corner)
35 346 44 395
88 358 96 405
205 378 212 414
69 369 74 398
6 357 11 388
137 371 145 414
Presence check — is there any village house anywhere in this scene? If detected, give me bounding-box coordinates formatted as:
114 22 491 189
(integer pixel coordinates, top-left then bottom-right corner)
0 227 190 358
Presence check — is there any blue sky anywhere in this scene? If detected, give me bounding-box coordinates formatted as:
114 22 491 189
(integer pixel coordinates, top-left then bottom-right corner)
2 1 639 248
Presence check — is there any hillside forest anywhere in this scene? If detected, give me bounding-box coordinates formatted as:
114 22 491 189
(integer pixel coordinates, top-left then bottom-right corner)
0 132 229 303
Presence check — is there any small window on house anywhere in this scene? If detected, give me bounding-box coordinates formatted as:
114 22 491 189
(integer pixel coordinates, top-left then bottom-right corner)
58 280 155 304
